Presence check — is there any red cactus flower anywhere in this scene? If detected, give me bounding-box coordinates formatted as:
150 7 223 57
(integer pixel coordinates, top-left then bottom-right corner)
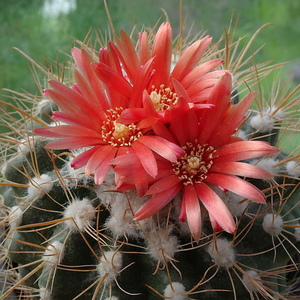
116 73 279 241
34 22 223 187
34 47 183 186
96 22 225 124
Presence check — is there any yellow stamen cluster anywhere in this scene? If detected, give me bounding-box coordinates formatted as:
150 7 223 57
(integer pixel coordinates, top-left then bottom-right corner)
101 108 142 147
149 84 178 111
173 141 215 185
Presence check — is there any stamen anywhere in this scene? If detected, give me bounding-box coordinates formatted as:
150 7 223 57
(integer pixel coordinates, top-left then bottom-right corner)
150 84 178 111
173 141 216 185
101 107 143 147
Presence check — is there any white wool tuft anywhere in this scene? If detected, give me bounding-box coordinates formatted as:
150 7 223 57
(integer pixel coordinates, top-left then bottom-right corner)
64 198 96 231
146 227 179 262
242 270 261 292
269 106 284 119
235 129 248 141
97 251 123 285
39 287 51 300
295 227 300 241
262 213 283 236
17 138 36 155
105 189 150 239
250 113 274 133
61 149 93 185
286 160 300 177
164 282 188 300
223 191 249 217
8 206 23 229
43 241 64 265
206 238 235 269
0 163 7 177
95 169 120 205
250 107 283 133
251 158 278 176
105 210 139 240
27 174 53 199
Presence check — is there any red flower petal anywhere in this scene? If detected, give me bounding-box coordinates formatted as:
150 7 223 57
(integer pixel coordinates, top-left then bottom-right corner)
197 72 232 145
138 32 151 65
138 135 184 163
171 36 212 82
214 141 279 163
71 147 100 170
115 29 140 82
208 91 255 148
205 172 266 204
145 175 181 195
93 147 118 185
85 144 116 176
134 183 181 220
194 182 235 233
209 161 274 179
35 125 102 138
94 62 132 100
182 185 202 242
131 141 158 178
181 59 224 89
44 85 101 123
151 22 172 86
44 137 103 150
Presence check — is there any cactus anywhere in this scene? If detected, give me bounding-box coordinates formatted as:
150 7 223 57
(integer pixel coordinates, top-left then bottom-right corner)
1 20 300 300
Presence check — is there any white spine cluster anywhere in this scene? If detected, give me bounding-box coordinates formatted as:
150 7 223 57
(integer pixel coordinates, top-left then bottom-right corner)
262 213 283 236
27 174 53 199
8 205 23 229
43 241 64 265
63 198 96 231
242 270 261 292
97 251 123 285
164 282 188 300
206 238 235 269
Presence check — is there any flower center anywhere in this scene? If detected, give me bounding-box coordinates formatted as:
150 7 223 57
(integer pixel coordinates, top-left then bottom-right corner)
172 142 216 185
101 108 142 146
149 84 178 111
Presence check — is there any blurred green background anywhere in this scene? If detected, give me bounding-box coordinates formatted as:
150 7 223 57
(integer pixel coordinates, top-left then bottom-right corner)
1 0 300 154
1 0 300 95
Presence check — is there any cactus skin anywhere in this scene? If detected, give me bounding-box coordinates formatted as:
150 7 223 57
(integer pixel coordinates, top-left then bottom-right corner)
1 26 300 300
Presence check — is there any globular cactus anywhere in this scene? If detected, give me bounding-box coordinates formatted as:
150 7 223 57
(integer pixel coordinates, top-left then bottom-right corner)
1 20 300 300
